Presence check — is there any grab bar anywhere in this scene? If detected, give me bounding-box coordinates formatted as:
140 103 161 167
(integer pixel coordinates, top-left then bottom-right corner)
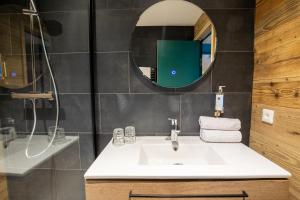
129 190 248 199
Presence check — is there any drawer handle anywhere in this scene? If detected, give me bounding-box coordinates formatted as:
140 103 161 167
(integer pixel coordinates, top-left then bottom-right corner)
129 190 248 199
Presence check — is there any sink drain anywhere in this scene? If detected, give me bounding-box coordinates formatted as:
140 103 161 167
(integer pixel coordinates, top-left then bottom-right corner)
173 163 184 165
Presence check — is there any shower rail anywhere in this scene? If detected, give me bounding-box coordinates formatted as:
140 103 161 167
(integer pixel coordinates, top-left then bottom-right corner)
129 190 249 199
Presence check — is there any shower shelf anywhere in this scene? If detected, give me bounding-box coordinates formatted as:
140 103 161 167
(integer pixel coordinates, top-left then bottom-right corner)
11 91 54 101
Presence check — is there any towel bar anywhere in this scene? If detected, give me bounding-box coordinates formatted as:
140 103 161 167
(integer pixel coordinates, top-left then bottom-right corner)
129 190 248 199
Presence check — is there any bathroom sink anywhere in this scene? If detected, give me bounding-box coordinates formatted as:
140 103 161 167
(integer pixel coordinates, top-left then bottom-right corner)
139 144 226 165
85 136 291 180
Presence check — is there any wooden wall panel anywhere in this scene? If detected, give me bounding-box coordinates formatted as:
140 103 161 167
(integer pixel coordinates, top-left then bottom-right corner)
251 0 300 200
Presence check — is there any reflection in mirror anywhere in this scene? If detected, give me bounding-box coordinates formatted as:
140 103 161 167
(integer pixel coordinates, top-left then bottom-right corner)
131 0 217 88
0 5 50 89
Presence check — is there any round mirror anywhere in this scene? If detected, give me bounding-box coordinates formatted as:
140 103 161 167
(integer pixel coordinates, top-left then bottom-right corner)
130 0 217 89
0 4 50 89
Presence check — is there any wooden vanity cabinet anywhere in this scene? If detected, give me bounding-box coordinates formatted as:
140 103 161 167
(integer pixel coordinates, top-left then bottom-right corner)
85 179 289 200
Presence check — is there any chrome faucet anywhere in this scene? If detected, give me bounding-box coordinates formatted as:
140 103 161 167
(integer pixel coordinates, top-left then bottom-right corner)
168 118 180 151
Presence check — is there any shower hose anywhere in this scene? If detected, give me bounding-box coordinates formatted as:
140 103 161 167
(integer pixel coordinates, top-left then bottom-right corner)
24 0 59 158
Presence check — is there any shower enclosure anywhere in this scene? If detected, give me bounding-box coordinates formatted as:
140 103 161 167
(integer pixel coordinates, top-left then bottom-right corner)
0 0 94 199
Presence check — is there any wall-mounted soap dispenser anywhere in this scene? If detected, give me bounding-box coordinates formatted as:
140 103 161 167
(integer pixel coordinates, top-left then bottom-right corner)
214 86 226 117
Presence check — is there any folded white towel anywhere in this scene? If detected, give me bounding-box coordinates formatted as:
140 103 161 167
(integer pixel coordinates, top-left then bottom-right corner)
200 129 242 143
199 116 241 131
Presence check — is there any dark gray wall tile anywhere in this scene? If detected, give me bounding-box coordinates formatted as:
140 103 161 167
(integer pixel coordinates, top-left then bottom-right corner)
96 9 141 52
54 170 85 200
40 11 89 53
131 0 163 9
58 94 93 132
212 52 254 92
206 9 254 51
96 133 112 155
0 96 26 132
181 94 215 133
95 0 107 9
100 94 180 133
25 98 60 133
34 157 54 169
107 0 134 9
26 94 93 133
7 169 55 200
95 94 101 132
37 0 89 12
79 133 95 170
50 53 91 93
96 52 129 93
53 140 81 170
0 1 29 13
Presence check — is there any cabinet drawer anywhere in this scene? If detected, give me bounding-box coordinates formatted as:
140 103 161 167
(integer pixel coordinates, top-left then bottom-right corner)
85 179 289 200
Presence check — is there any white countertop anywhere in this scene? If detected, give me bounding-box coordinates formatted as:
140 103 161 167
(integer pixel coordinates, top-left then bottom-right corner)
85 136 291 180
0 135 79 176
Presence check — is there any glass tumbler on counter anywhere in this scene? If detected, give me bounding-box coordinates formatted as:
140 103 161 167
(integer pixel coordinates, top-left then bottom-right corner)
0 118 17 140
48 126 66 144
112 128 125 146
125 126 136 144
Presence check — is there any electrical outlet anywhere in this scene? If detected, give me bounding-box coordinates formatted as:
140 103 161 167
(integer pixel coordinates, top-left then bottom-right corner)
262 109 275 124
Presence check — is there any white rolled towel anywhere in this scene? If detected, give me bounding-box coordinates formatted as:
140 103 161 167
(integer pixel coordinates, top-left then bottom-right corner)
199 116 241 131
200 129 242 143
